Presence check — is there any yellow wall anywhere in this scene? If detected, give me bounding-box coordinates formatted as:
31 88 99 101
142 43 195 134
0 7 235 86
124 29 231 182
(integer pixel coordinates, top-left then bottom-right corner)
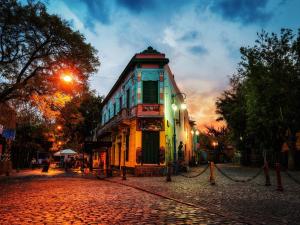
109 119 168 168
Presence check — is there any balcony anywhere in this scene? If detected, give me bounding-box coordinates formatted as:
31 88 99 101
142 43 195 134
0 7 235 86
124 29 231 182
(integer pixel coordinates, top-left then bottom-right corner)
136 104 164 117
96 108 132 137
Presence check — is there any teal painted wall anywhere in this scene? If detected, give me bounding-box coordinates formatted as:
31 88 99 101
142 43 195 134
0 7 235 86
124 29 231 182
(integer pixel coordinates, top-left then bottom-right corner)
101 71 136 125
101 68 164 125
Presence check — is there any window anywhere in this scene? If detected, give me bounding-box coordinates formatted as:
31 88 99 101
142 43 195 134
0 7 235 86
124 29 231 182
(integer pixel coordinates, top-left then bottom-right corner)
126 89 130 108
113 103 116 116
119 96 122 111
143 81 158 104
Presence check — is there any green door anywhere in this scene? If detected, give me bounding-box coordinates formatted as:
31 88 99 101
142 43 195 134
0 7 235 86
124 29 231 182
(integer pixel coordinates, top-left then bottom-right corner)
142 131 160 164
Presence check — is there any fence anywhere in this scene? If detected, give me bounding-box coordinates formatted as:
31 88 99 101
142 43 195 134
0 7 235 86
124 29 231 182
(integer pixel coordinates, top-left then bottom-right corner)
176 161 300 191
89 161 300 192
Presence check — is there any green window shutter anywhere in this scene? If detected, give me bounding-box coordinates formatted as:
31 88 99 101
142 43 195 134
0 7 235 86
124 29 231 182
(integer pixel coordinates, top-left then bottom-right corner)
143 81 158 104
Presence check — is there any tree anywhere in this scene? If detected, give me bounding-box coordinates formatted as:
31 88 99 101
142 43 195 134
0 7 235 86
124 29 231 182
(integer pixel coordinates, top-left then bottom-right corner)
199 126 231 163
0 0 99 103
216 77 250 164
216 29 300 167
56 90 103 151
11 105 52 168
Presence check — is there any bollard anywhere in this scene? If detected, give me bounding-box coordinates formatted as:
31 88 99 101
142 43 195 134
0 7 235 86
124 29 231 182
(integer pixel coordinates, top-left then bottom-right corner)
275 163 283 191
122 166 127 180
106 167 112 178
209 161 215 185
263 161 271 186
166 162 172 182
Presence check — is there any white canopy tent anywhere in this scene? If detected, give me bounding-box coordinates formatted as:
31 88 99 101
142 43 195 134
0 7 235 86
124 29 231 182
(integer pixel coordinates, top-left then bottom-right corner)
54 149 77 157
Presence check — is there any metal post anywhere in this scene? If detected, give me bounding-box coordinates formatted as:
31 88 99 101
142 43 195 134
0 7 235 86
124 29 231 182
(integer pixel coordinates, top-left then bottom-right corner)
263 160 271 186
122 134 127 180
173 117 177 175
166 162 172 182
209 161 215 185
275 163 283 191
122 166 126 180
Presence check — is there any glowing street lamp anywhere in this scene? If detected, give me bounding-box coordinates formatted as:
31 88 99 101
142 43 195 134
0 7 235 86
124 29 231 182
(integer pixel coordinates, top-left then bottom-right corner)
62 74 73 83
212 141 218 148
61 73 73 83
171 103 178 111
195 130 200 136
57 125 62 130
180 103 187 110
171 92 187 174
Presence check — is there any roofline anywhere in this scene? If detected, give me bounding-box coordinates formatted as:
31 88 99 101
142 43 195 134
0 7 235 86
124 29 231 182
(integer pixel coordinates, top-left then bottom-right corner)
101 54 169 106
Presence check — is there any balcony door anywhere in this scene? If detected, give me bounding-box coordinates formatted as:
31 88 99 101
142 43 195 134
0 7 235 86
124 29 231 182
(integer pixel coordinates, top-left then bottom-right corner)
142 131 160 164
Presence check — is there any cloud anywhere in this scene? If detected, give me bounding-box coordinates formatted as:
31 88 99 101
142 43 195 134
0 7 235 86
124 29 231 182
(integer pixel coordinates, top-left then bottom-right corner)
188 45 208 55
43 0 300 129
116 0 155 13
210 0 272 24
178 31 199 41
61 0 112 29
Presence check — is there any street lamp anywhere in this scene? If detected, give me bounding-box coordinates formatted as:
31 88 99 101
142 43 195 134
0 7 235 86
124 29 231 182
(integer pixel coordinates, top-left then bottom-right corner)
212 141 218 148
171 92 187 174
61 73 73 83
191 129 200 165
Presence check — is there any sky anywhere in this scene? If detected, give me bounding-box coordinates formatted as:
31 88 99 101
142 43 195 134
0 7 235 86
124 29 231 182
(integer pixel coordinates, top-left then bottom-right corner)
43 0 300 129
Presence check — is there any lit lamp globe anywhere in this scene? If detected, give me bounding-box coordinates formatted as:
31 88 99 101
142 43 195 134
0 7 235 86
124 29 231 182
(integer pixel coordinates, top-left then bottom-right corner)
180 103 187 110
171 103 178 111
191 130 195 135
61 73 73 83
195 130 200 135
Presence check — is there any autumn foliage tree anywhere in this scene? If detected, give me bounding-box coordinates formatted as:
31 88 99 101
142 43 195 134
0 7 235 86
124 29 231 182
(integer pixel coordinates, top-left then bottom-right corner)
55 90 103 151
0 0 99 103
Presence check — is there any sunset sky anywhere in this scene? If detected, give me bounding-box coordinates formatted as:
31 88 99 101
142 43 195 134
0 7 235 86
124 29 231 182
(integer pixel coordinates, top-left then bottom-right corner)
42 0 300 129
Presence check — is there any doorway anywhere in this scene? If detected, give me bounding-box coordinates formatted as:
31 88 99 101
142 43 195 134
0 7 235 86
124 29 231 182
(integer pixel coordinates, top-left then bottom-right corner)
142 131 160 164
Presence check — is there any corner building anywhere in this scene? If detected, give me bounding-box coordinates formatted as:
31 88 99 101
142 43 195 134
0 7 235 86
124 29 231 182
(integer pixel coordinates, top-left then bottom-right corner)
96 47 194 175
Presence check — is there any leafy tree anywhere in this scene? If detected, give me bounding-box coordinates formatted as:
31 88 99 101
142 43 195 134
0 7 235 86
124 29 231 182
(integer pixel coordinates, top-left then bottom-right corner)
11 106 51 168
216 29 300 167
198 126 231 162
216 77 250 164
0 0 99 103
56 90 103 151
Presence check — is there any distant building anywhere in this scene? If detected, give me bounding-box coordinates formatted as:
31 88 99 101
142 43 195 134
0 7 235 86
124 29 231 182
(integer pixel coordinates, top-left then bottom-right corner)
0 103 16 174
95 47 194 175
0 103 16 155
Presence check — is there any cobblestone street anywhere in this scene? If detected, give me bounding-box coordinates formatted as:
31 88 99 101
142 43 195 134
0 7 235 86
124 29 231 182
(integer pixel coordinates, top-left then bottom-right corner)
0 164 300 224
112 164 300 225
0 177 243 224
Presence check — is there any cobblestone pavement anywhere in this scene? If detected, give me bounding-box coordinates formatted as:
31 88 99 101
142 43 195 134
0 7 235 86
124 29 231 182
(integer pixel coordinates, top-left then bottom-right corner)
111 164 300 225
0 178 245 224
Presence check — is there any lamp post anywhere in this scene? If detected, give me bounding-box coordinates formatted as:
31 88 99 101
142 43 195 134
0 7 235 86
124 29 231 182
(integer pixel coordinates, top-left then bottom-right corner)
191 129 199 165
171 92 186 174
